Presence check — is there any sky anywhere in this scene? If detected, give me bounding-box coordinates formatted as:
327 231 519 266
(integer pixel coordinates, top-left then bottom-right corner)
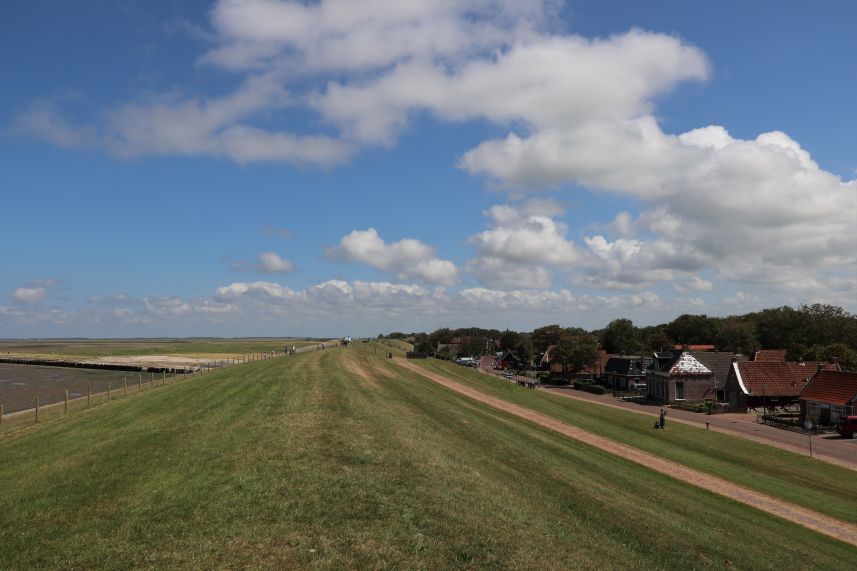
1 0 856 338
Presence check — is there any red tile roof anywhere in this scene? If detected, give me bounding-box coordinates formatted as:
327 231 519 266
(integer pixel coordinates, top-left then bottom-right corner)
674 344 716 351
736 362 816 397
752 349 787 362
801 370 857 405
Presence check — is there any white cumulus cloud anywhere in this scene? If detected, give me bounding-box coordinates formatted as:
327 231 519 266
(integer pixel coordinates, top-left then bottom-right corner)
327 228 459 285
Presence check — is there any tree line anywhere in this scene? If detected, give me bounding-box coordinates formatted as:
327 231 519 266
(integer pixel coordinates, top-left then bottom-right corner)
381 304 857 371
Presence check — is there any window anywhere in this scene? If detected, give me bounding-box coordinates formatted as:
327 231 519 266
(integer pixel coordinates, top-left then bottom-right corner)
716 389 726 403
675 381 685 400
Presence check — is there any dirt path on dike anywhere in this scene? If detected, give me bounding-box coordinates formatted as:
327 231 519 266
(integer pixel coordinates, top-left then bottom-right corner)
393 358 857 548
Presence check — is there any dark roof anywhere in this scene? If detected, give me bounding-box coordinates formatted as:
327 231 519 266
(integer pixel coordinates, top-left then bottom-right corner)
605 356 645 376
801 370 857 405
735 361 816 397
752 349 787 362
692 351 746 386
499 350 522 362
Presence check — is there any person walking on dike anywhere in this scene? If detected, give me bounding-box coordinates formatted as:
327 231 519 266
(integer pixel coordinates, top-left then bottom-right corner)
659 408 666 429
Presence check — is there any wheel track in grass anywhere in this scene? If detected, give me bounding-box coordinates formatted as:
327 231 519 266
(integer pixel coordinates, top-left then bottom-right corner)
393 358 857 549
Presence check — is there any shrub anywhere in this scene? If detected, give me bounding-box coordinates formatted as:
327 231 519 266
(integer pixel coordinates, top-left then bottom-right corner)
573 382 606 395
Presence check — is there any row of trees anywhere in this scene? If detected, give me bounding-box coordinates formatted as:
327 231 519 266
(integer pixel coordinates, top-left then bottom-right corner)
381 304 857 370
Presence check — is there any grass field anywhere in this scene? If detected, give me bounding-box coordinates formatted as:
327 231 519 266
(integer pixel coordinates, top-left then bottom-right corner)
413 358 857 525
1 347 855 569
0 338 327 361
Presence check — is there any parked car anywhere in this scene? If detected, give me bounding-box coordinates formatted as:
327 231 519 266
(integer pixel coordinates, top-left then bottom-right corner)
837 416 857 438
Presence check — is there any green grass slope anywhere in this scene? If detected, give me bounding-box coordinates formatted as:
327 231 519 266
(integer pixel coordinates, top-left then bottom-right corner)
415 358 857 525
1 349 854 569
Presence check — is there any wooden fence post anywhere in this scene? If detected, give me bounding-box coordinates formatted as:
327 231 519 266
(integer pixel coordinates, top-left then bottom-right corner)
65 390 69 414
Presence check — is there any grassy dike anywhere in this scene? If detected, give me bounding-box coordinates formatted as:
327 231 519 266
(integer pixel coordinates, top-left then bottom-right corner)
1 348 854 569
414 358 857 525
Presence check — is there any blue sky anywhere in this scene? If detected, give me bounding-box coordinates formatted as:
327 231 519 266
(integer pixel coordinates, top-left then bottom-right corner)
2 0 855 338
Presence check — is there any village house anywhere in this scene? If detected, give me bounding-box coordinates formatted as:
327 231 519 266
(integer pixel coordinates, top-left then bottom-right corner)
496 349 524 370
800 369 857 426
691 351 746 404
647 350 715 403
724 360 817 411
603 356 647 390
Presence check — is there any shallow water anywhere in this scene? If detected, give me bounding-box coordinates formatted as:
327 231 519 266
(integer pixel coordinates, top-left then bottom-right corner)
0 363 156 413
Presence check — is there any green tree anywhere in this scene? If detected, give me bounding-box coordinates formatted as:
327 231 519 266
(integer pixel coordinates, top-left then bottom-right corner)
531 324 564 353
666 314 719 345
499 330 522 351
714 319 759 354
600 318 643 355
514 337 535 367
552 333 599 379
428 327 453 348
647 328 673 352
461 336 487 358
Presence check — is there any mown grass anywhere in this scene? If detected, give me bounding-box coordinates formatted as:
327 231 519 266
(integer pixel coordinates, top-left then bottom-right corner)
411 357 857 525
0 338 325 360
1 348 854 569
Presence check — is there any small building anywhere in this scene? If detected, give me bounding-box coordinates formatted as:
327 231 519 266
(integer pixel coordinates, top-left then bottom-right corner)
692 351 747 404
724 360 816 411
800 369 857 426
647 350 715 403
603 356 646 390
497 350 524 370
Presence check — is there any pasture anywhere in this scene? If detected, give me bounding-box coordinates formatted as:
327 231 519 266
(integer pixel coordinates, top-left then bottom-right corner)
1 346 854 569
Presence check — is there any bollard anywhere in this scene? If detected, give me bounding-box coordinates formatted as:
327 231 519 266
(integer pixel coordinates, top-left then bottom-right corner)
35 396 40 423
705 422 710 430
65 390 69 414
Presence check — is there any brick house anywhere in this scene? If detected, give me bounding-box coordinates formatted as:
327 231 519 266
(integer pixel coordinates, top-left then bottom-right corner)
647 350 715 403
800 369 857 426
691 351 747 404
724 360 817 411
